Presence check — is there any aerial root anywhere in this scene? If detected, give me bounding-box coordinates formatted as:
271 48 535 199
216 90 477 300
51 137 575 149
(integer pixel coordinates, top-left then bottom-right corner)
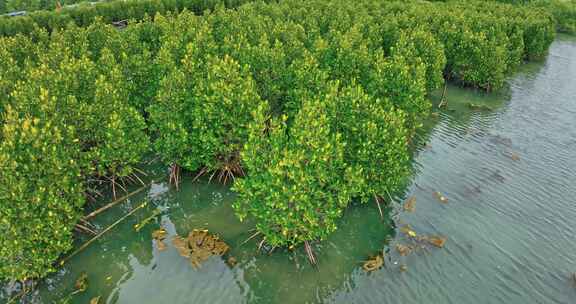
192 167 208 183
217 162 243 184
193 160 244 185
239 231 261 247
169 164 181 189
104 175 127 199
257 238 266 252
75 223 97 235
304 241 318 268
374 194 384 220
83 180 154 220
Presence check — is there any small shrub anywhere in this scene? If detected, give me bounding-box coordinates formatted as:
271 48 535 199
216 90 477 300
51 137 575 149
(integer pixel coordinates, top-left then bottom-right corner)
233 87 362 247
522 14 556 60
87 49 150 179
328 84 411 204
0 105 85 281
368 51 429 131
392 29 447 92
150 51 264 177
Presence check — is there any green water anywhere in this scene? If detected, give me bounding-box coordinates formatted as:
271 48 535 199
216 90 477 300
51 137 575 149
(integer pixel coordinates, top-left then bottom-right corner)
3 35 576 303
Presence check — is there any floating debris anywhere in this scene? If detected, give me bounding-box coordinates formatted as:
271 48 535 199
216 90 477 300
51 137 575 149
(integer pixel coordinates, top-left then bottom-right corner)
433 191 448 203
74 272 88 293
467 102 492 111
363 254 384 272
189 229 229 269
172 236 190 258
90 296 101 304
488 134 513 147
58 271 89 301
227 256 237 267
399 264 408 272
134 209 162 232
171 229 230 269
396 244 412 256
156 240 167 251
572 272 576 287
398 227 447 253
400 225 417 238
509 152 520 161
403 196 416 213
190 248 212 269
426 236 447 248
152 229 168 251
152 229 167 240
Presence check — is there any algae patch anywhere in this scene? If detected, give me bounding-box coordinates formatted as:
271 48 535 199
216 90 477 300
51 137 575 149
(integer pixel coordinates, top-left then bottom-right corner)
169 229 230 269
362 255 384 272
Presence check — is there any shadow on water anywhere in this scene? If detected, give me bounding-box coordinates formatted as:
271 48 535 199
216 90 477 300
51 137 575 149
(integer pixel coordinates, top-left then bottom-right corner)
3 35 576 304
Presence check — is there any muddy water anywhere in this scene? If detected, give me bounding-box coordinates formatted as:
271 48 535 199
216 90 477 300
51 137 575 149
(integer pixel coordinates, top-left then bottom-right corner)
3 35 576 304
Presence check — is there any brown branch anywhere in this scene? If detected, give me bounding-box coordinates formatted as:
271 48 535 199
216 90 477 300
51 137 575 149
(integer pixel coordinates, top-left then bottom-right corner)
304 241 317 267
374 195 384 220
75 223 97 235
438 83 448 108
60 201 148 266
257 238 266 252
82 180 154 220
239 231 261 247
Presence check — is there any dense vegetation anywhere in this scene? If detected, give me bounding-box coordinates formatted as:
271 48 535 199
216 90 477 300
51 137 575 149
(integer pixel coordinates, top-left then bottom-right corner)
488 0 576 34
0 0 561 281
1 0 86 14
0 0 573 37
0 0 273 36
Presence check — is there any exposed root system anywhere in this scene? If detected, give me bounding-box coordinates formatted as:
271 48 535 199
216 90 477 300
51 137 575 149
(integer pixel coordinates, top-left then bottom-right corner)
169 164 181 189
304 241 318 267
374 195 384 220
193 153 245 185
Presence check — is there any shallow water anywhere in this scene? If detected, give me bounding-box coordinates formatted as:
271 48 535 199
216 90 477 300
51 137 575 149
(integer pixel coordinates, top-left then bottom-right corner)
3 35 576 304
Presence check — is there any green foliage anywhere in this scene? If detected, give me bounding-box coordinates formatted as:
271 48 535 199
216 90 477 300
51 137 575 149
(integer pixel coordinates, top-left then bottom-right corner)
393 29 447 92
150 51 264 173
0 0 273 37
368 51 429 130
328 84 411 204
479 0 576 34
0 31 148 280
387 0 556 89
233 81 411 247
447 25 507 90
0 106 84 280
539 0 576 34
521 14 556 59
0 0 562 281
504 23 525 71
233 87 362 247
2 0 86 14
9 46 149 179
88 49 150 178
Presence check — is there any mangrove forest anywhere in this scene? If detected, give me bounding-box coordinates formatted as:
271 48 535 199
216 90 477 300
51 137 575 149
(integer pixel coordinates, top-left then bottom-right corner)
0 0 575 303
